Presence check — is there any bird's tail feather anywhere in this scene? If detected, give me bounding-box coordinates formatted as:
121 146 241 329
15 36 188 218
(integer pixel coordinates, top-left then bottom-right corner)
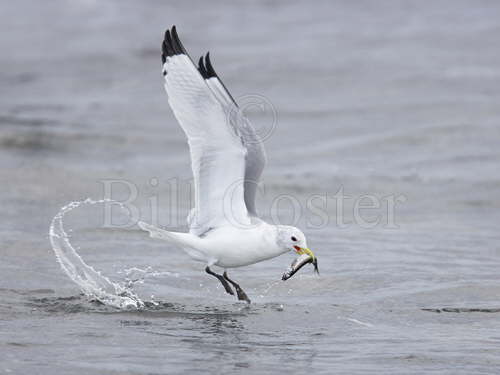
138 221 208 262
138 221 188 247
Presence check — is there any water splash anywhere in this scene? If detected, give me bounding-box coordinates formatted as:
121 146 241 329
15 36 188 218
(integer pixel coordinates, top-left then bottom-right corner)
49 198 144 309
120 266 184 290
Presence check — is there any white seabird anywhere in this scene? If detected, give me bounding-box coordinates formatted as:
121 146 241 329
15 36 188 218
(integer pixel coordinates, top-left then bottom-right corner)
138 26 317 303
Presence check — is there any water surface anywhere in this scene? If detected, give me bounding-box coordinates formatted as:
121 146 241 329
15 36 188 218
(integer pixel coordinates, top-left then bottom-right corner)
1 0 500 373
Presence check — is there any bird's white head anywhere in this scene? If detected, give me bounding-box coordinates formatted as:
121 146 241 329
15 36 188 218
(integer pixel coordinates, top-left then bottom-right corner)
276 225 317 262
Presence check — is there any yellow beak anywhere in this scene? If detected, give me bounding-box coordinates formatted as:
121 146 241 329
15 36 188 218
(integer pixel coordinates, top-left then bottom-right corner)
296 247 316 261
294 247 319 274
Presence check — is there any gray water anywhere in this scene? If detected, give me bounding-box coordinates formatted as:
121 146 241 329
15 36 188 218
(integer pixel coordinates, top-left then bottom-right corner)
2 0 500 373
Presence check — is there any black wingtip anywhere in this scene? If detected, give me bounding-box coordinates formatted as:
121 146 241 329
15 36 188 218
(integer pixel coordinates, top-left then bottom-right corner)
162 26 186 59
170 26 182 54
166 30 174 54
205 52 217 78
198 55 209 78
171 25 187 55
202 52 238 106
162 30 173 58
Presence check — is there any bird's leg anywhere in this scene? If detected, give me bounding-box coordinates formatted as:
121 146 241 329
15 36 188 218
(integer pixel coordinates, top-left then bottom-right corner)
205 266 234 295
223 272 251 304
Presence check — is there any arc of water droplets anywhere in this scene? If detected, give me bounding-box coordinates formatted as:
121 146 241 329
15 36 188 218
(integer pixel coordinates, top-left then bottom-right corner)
49 198 144 309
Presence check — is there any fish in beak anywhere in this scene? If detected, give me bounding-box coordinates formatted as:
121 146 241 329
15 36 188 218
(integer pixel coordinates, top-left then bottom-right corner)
282 247 319 281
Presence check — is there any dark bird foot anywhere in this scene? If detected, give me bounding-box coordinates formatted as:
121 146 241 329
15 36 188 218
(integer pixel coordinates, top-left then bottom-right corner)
205 266 234 295
223 272 251 304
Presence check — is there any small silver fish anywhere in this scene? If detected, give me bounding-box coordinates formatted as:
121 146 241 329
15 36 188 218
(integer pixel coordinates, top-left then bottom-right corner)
282 253 319 281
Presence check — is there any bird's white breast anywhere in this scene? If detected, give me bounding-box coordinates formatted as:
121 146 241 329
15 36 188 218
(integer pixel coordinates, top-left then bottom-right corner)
198 222 287 268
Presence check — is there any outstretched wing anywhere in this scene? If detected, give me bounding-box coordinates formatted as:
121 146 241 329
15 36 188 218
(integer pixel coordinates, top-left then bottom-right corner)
162 26 250 236
197 53 267 216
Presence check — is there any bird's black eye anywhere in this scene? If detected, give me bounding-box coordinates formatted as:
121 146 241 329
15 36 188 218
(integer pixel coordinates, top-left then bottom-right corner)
291 236 297 242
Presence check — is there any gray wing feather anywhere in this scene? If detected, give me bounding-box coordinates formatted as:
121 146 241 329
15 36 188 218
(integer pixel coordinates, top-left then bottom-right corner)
200 54 267 216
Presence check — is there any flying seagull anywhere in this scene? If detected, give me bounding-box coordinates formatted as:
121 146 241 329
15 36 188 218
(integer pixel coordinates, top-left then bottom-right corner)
138 26 318 303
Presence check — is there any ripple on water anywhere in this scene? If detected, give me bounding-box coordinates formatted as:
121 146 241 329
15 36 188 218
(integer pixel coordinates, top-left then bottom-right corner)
422 307 500 313
24 293 256 317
